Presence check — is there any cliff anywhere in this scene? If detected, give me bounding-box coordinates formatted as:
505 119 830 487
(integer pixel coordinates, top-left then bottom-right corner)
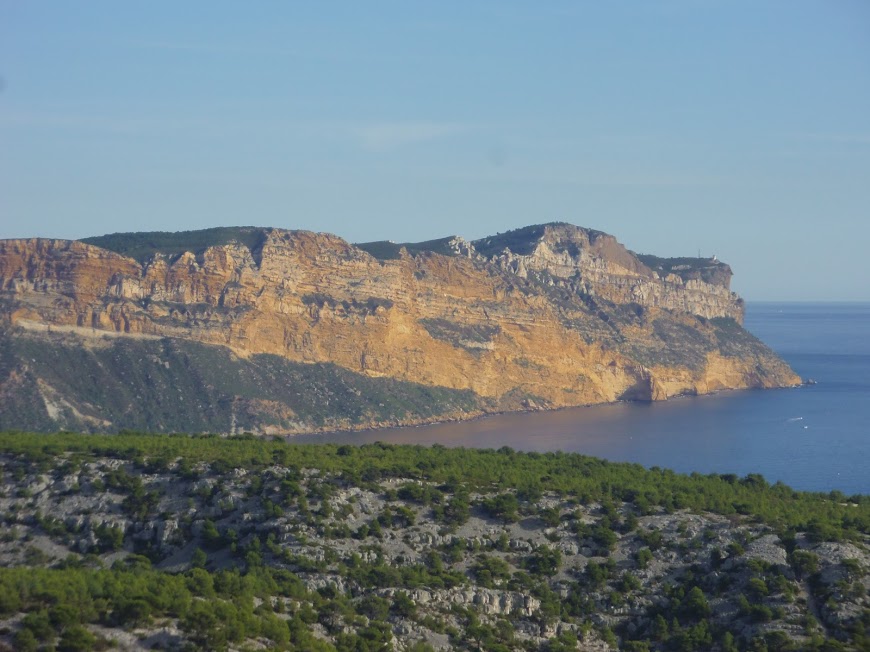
0 223 799 433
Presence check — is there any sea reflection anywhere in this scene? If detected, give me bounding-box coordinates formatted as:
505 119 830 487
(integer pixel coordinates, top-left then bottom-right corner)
289 388 824 488
287 303 870 496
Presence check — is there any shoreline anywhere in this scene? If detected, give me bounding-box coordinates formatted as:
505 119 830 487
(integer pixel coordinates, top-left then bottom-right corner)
279 382 805 442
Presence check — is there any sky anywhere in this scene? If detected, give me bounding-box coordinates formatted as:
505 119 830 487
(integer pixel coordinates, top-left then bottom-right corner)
1 1 869 301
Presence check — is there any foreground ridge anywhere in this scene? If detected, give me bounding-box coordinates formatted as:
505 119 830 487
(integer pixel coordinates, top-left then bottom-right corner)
0 223 799 433
0 434 867 651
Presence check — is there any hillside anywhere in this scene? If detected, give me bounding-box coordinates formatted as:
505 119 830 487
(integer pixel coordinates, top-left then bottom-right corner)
0 223 799 434
0 433 867 651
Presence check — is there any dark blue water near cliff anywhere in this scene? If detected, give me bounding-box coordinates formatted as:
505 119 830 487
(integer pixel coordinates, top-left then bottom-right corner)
294 303 870 495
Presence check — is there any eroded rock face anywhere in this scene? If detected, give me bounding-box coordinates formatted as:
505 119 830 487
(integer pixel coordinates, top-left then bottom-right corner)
475 223 744 322
0 223 800 433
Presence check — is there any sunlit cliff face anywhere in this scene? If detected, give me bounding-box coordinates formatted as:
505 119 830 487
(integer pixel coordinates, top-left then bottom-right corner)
0 224 799 431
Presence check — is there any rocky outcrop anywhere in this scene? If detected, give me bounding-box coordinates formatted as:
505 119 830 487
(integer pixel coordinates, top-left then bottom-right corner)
1 444 865 651
380 587 541 618
0 223 799 433
473 223 743 321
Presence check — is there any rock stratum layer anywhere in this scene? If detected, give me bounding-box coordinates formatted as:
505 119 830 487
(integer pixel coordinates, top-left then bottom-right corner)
0 223 799 433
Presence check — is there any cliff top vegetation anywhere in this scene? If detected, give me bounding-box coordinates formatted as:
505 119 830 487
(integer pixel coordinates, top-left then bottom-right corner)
80 226 271 263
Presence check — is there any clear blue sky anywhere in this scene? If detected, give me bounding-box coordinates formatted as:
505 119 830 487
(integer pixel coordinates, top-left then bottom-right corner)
1 1 868 300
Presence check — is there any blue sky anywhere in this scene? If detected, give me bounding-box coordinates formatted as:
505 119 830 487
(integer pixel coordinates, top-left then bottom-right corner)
1 1 869 300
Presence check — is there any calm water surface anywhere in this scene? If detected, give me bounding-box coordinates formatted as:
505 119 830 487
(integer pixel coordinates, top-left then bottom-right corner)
293 303 870 495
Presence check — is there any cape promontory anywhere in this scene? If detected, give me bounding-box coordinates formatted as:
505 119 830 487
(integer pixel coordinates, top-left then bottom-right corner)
0 223 799 434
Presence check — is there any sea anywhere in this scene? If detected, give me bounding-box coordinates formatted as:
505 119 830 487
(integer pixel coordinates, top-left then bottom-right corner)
292 303 870 496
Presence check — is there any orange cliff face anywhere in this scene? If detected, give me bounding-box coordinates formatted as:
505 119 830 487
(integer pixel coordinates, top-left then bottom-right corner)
0 224 800 416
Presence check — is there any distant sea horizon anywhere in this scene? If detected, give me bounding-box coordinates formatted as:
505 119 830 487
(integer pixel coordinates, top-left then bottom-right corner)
292 302 870 496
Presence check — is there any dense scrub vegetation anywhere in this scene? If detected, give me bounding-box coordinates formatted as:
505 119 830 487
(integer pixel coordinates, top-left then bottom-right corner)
3 432 865 535
0 432 867 651
354 237 461 261
80 227 270 264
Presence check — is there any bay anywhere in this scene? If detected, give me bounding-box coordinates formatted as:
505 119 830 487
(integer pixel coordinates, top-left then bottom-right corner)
292 303 870 495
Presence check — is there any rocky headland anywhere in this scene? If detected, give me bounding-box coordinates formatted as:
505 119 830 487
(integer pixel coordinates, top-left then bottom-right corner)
0 223 799 434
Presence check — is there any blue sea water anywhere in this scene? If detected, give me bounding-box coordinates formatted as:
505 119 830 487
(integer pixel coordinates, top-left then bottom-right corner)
294 303 870 495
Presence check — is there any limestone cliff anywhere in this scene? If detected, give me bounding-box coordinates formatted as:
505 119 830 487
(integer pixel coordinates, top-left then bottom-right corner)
472 223 744 322
0 223 799 433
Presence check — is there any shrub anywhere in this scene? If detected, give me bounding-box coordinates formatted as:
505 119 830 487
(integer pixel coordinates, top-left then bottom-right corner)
482 493 520 523
636 547 653 569
57 625 97 652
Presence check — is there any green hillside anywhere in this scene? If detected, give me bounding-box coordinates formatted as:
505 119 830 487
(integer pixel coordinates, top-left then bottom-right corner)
0 327 481 434
80 226 271 263
0 434 867 651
